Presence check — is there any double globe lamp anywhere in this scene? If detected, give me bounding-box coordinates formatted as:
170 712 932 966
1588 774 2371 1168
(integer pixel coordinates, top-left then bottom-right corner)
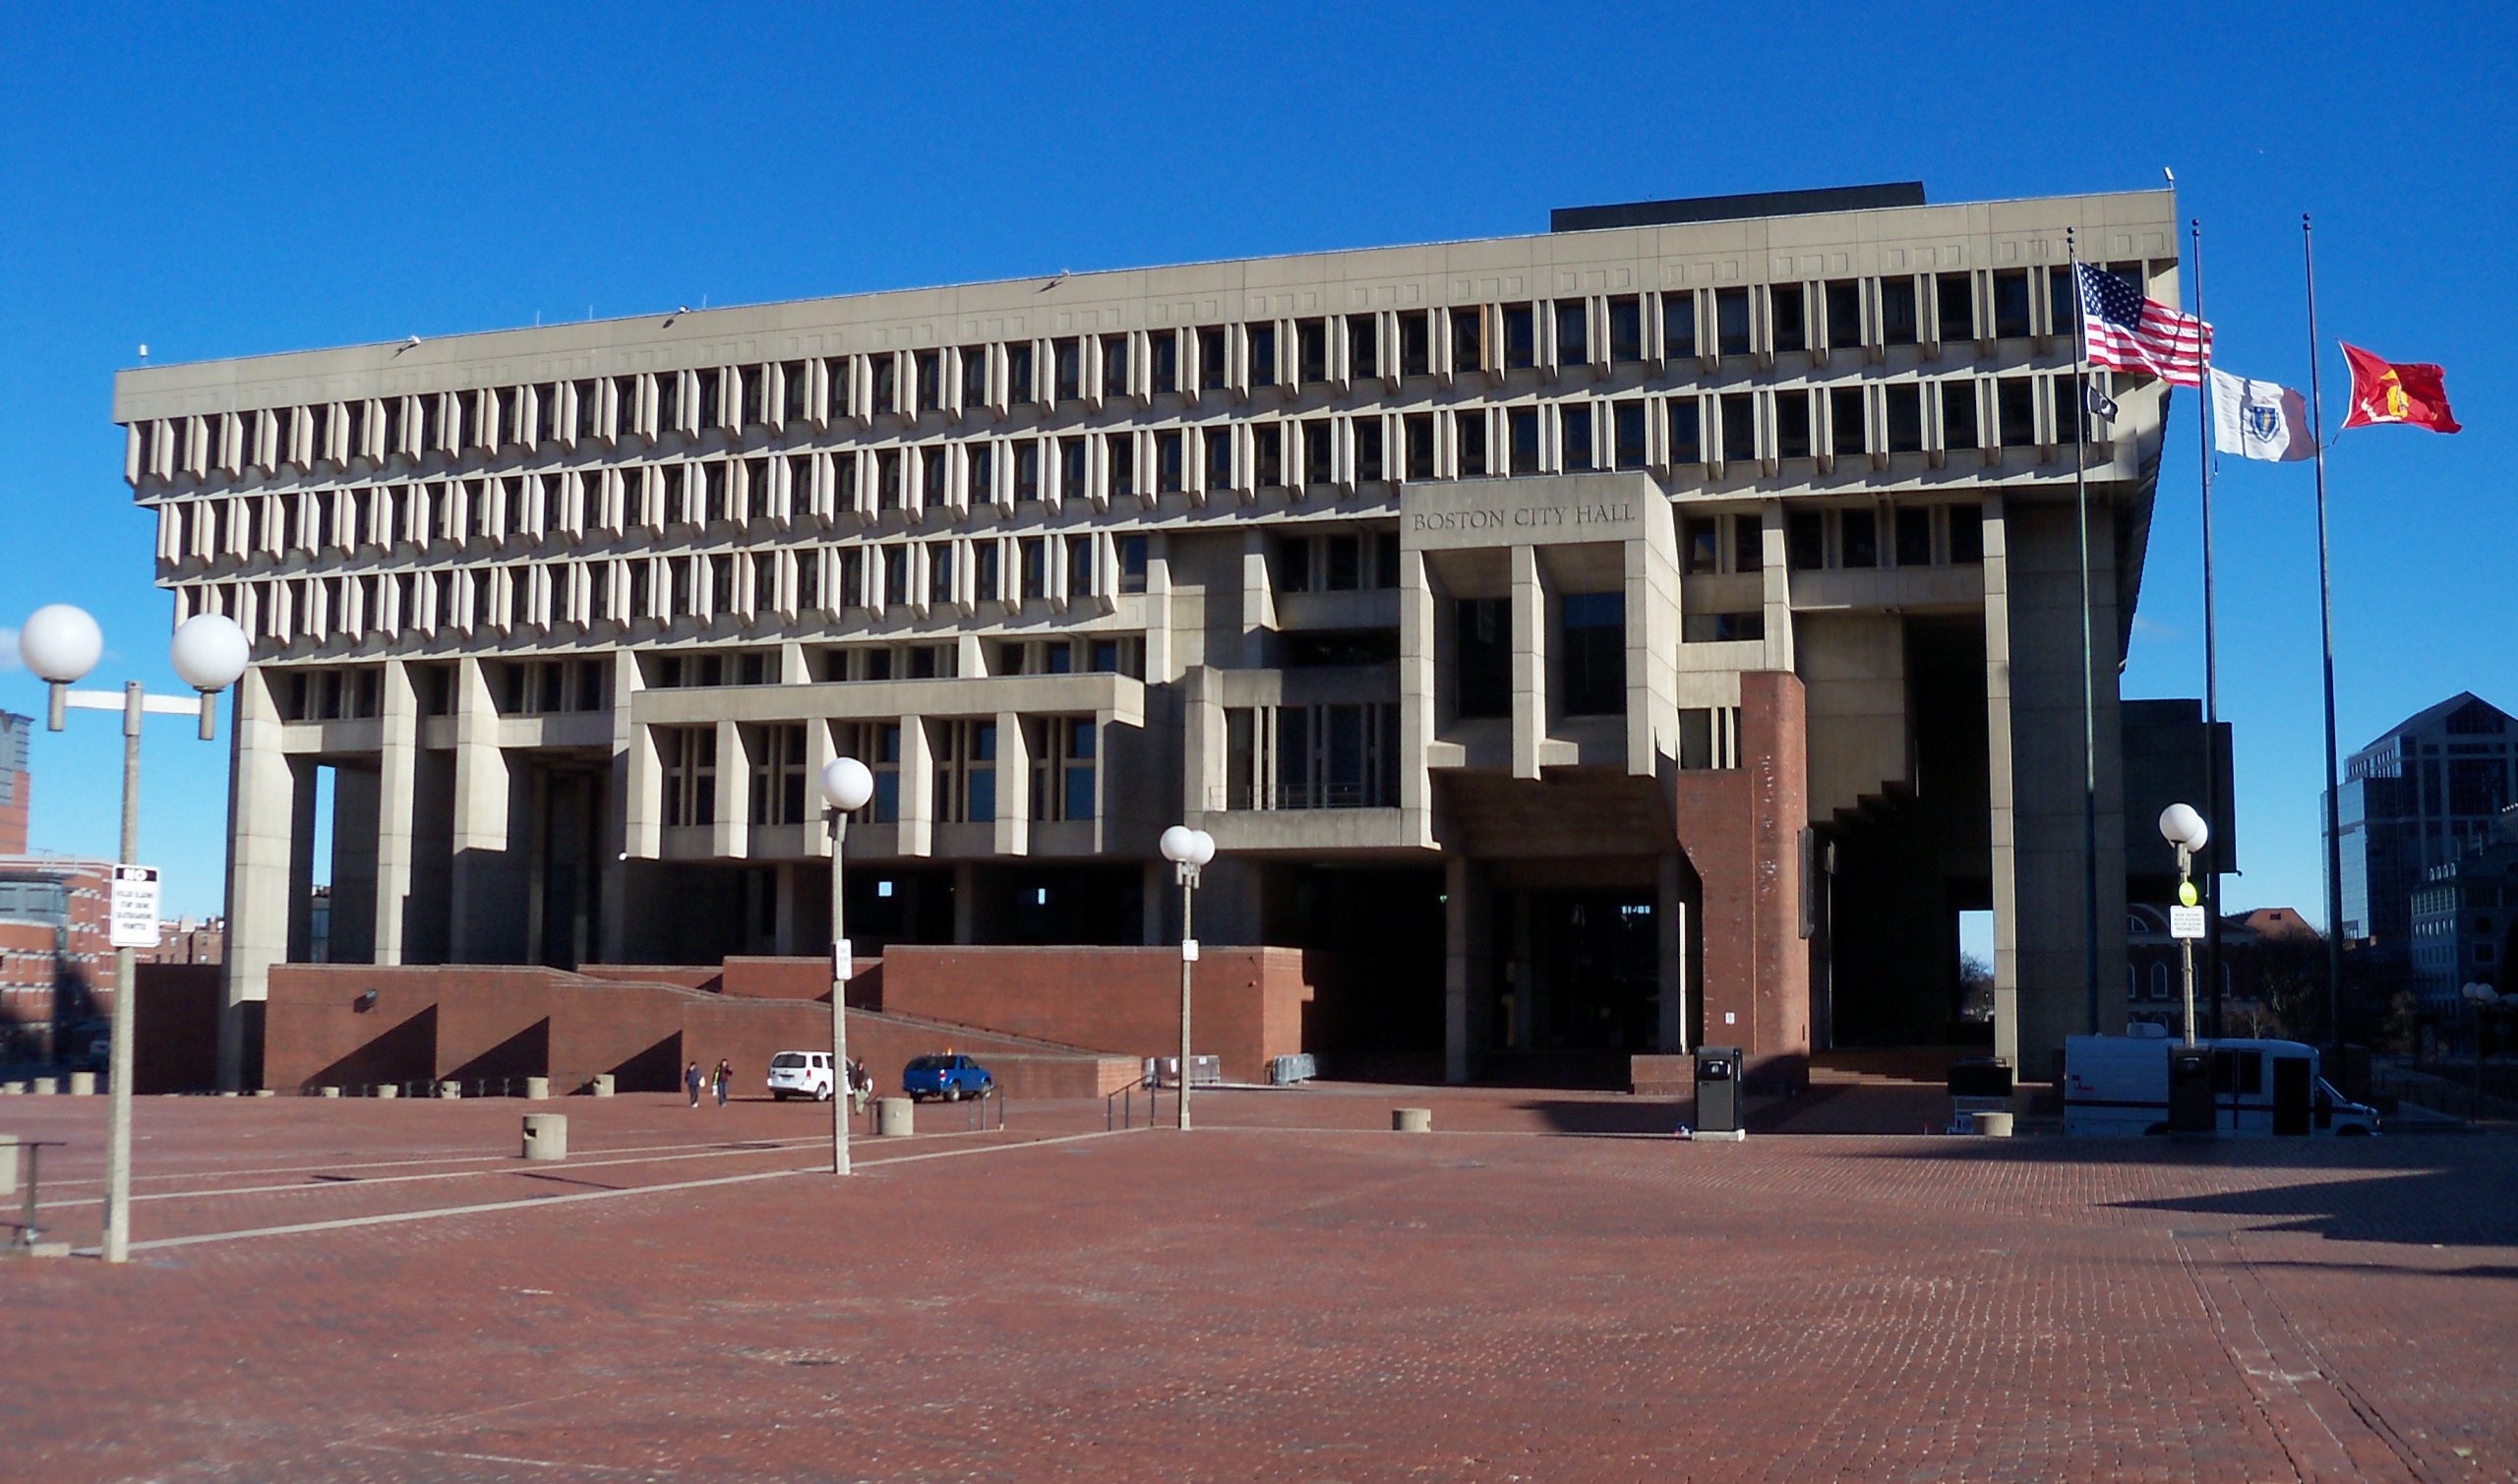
18 604 251 1264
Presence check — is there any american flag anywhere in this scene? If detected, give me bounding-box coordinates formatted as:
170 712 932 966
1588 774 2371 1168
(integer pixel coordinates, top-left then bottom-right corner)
2073 262 2210 386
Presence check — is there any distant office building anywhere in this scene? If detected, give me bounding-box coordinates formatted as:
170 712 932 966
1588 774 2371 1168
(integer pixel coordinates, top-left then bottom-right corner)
2336 693 2516 975
0 710 29 856
2126 904 2319 1039
148 916 227 967
115 183 2191 1092
0 855 115 1060
2409 806 2518 1005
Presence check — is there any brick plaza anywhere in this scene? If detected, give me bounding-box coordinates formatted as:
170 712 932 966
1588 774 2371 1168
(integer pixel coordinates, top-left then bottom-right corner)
3 1090 2515 1481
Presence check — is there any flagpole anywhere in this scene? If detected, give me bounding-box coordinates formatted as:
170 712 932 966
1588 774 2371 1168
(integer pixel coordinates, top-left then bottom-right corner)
2304 212 2344 1051
2193 218 2224 1041
2068 229 2100 1037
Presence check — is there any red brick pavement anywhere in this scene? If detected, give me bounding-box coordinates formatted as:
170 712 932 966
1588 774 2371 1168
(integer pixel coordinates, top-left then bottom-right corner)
0 1088 2513 1481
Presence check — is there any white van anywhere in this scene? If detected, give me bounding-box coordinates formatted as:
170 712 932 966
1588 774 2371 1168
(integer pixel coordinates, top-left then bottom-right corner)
2064 1028 2379 1137
766 1050 836 1101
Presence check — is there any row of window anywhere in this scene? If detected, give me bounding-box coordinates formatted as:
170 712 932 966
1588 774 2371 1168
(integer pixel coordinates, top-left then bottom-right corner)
1681 504 1987 576
657 716 1096 831
173 533 1153 646
156 377 2090 576
131 265 2149 487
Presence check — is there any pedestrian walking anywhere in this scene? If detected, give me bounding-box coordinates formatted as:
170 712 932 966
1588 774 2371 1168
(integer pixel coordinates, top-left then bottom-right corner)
685 1060 702 1108
714 1058 732 1107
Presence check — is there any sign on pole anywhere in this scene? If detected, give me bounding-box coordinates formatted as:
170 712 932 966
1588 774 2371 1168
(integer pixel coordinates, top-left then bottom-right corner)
109 865 161 950
2168 905 2208 941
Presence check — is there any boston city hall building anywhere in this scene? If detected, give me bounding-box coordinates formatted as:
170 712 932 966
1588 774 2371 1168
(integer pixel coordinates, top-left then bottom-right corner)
112 184 2206 1095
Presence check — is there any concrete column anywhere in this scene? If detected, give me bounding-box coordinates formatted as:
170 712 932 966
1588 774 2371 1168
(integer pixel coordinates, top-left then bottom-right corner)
993 709 1030 856
219 670 294 1091
898 714 932 857
601 649 641 964
448 656 512 963
1237 529 1274 669
1981 496 2021 1070
711 718 747 860
1450 851 1480 1083
1510 544 1546 781
1758 505 1796 672
371 657 417 963
771 862 797 955
1657 852 1688 1053
952 861 978 943
1397 548 1436 820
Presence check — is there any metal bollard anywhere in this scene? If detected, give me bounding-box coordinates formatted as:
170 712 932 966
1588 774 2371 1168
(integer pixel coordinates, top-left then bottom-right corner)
374 1084 399 1099
521 1113 569 1161
436 1080 461 1099
589 1073 615 1098
1393 1107 1433 1133
522 1076 550 1100
67 1072 96 1097
29 1078 55 1097
875 1097 914 1137
0 1135 16 1198
317 1086 340 1098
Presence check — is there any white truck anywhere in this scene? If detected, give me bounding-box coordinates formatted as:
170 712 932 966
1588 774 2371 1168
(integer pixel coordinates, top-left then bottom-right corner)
2064 1027 2379 1137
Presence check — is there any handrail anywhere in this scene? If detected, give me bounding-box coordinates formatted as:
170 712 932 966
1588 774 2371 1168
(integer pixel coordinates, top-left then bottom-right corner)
1106 1074 1159 1131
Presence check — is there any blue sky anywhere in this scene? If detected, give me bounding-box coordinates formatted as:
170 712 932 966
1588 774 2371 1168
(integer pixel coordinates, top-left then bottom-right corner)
3 3 2512 922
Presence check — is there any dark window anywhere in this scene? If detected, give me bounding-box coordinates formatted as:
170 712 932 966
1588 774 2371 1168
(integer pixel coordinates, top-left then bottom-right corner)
1405 412 1436 480
1451 307 1482 372
1716 288 1752 357
1509 408 1542 475
1662 292 1698 359
1119 535 1148 594
1775 393 1812 459
1942 382 1980 450
1303 421 1335 486
1948 504 1984 563
1997 380 2036 446
1830 387 1866 455
1276 536 1311 593
1053 338 1082 400
1007 342 1036 403
1683 516 1719 575
1825 281 1863 349
1840 508 1879 568
1399 312 1431 377
1156 430 1183 493
2048 267 2077 338
915 353 941 414
1607 297 1643 364
1787 509 1826 570
1613 402 1648 470
1560 592 1625 716
1197 326 1227 390
1993 270 2032 338
1885 385 1925 452
1455 598 1511 720
1108 436 1135 497
1559 404 1593 471
1503 304 1536 370
1771 284 1807 353
869 358 895 415
1247 323 1277 386
1059 437 1085 500
1353 419 1384 483
1881 278 1920 344
1936 272 1975 342
1683 612 1765 643
1297 320 1328 385
1347 316 1378 380
1149 331 1177 395
1554 300 1589 365
1254 424 1284 486
1667 399 1702 463
1102 334 1130 396
1894 505 1933 567
1733 514 1763 574
1326 535 1361 590
961 346 989 407
1205 427 1235 488
1719 393 1757 463
1457 413 1490 476
1014 442 1040 502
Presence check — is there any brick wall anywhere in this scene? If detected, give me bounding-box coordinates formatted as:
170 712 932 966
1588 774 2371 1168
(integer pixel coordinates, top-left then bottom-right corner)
876 945 1313 1083
1670 671 1810 1092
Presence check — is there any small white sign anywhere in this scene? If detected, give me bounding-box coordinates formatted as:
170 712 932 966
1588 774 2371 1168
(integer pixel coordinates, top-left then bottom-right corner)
1723 1011 1736 1026
2169 905 2208 940
109 865 160 949
833 936 855 981
1180 937 1200 962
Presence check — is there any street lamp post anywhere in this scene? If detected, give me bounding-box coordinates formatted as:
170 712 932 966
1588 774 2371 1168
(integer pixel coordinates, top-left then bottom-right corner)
2159 803 2212 1049
819 757 875 1175
20 606 250 1263
1158 824 1216 1131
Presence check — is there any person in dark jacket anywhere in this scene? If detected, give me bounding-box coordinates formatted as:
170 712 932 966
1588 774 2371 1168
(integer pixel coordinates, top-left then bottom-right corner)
713 1058 733 1107
685 1060 703 1108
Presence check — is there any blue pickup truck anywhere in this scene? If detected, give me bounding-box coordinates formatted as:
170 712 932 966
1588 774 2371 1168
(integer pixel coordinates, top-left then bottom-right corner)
901 1053 995 1101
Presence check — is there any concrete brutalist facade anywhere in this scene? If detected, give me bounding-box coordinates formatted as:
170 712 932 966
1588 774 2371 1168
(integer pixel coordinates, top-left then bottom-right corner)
110 186 2177 1090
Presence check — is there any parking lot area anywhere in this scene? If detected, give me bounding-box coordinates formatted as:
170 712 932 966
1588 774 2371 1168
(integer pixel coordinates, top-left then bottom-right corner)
3 1087 2516 1481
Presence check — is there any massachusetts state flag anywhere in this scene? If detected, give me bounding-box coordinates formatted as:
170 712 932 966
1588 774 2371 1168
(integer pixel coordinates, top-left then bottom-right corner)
2074 262 2211 386
2208 370 2314 462
2340 343 2460 434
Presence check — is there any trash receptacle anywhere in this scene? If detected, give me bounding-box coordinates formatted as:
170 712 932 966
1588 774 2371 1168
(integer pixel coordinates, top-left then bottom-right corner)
1694 1046 1743 1134
2168 1043 2215 1134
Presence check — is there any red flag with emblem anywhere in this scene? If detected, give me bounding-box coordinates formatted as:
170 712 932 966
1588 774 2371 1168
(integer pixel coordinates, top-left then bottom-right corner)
2340 343 2460 433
